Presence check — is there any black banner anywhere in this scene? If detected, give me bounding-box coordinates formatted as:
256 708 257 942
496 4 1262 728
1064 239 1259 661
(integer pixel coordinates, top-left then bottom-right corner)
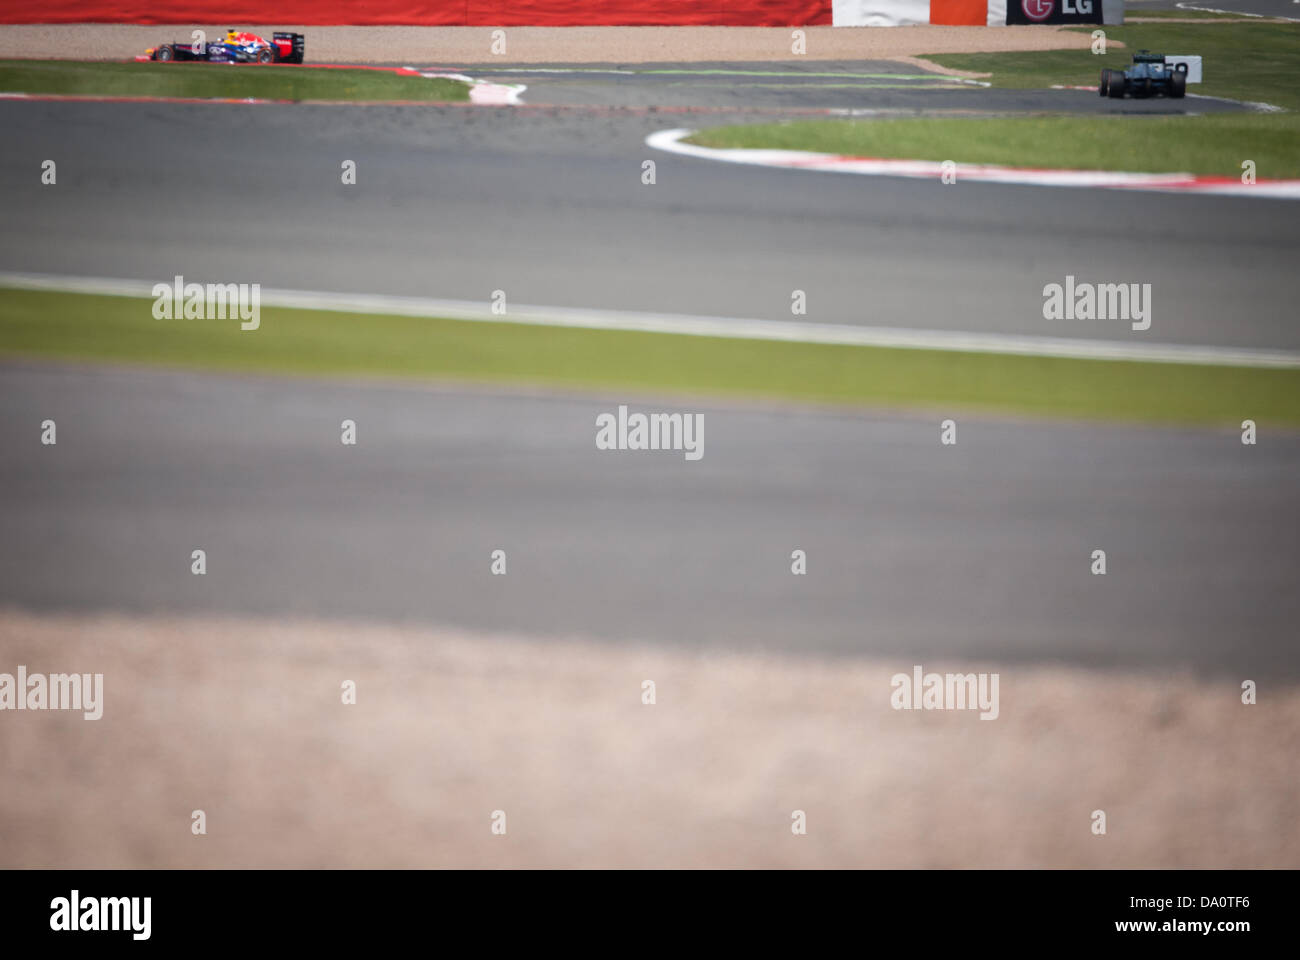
0 869 1285 947
1006 0 1104 24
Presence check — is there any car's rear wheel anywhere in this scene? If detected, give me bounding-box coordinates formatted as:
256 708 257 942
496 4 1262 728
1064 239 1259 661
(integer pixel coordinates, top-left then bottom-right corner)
257 47 275 63
1170 71 1186 99
1108 74 1126 99
155 44 174 62
1099 70 1110 97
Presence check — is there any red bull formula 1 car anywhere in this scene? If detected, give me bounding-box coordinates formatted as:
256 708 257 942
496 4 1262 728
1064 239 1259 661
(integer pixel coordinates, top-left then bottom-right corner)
140 30 305 64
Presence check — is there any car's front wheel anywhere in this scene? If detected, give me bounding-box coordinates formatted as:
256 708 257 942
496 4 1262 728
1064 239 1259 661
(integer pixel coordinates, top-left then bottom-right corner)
155 44 174 62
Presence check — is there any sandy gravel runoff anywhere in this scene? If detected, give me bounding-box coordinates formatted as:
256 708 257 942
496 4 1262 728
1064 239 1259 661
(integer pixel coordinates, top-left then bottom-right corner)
1 609 1294 869
0 24 1096 63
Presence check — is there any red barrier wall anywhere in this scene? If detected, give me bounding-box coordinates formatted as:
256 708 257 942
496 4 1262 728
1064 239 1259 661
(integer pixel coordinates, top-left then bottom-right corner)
0 1 834 26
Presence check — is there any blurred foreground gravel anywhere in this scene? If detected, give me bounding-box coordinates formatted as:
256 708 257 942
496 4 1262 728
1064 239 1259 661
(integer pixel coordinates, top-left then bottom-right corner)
1 609 1295 868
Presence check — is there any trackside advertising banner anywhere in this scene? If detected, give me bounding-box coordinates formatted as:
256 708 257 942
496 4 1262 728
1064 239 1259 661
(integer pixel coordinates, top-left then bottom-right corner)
1005 0 1104 24
0 0 1119 25
0 0 835 26
835 0 1114 22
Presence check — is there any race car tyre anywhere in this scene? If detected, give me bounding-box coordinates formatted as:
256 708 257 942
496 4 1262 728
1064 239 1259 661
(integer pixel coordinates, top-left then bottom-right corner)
1171 72 1186 98
257 48 275 63
1108 74 1126 99
155 44 174 62
1099 70 1110 97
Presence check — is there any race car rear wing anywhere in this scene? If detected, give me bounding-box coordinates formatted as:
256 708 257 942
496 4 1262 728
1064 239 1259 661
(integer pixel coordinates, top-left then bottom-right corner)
273 32 305 64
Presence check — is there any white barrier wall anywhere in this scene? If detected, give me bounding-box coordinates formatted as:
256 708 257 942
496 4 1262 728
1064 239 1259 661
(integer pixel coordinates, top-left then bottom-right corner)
832 0 928 26
832 0 1122 24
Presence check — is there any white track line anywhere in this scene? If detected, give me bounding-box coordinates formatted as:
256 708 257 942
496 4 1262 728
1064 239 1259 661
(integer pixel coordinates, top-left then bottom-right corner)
646 128 1300 199
1186 92 1285 113
1175 1 1300 20
3 272 1299 369
406 68 526 105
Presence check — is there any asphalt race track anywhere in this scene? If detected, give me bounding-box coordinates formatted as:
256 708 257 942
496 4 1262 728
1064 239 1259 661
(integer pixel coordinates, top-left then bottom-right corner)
2 362 1297 676
1 68 1297 677
409 61 1250 111
3 71 1296 350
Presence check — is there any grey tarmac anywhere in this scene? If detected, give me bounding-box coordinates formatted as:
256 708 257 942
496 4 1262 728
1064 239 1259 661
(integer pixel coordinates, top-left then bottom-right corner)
1 84 1295 351
1 362 1295 677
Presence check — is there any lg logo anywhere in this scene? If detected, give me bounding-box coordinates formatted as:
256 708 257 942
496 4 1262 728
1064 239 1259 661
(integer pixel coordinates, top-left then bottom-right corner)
1022 0 1092 19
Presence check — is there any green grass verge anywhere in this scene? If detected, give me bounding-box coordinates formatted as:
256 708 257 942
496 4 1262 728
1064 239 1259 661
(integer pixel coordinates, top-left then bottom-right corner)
688 113 1300 178
688 21 1300 180
1 289 1296 427
0 59 470 102
929 21 1300 109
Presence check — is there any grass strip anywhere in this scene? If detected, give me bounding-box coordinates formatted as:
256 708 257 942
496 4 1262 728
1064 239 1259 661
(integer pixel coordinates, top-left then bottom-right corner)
687 113 1300 179
0 59 470 102
1 288 1296 426
688 22 1300 179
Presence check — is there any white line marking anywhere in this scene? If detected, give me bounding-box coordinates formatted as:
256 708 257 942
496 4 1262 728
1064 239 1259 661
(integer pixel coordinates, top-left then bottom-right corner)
1186 92 1284 113
1175 1 1300 19
407 68 526 105
2 272 1298 369
646 128 1300 199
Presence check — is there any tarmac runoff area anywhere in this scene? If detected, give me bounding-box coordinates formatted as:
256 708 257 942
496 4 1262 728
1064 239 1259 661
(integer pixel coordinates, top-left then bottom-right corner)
4 100 1296 351
3 362 1296 678
3 61 1254 115
417 61 1255 113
